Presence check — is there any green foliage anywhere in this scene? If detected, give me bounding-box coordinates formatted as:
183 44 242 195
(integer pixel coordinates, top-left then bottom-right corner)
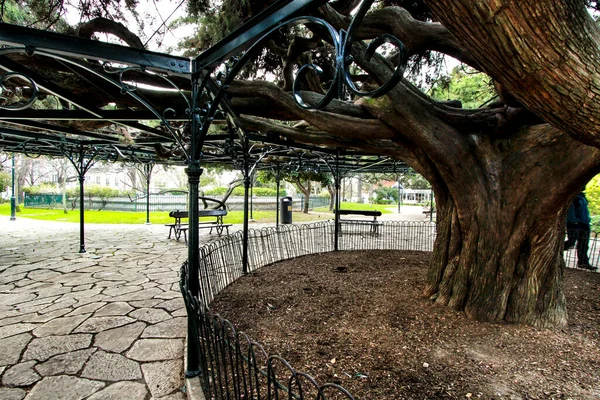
429 66 496 109
586 176 600 216
361 171 430 190
374 199 393 205
2 0 72 31
22 183 59 195
591 216 600 232
86 185 122 199
398 172 431 190
64 185 133 199
374 186 398 202
0 171 9 193
205 186 285 197
258 170 331 186
252 187 286 197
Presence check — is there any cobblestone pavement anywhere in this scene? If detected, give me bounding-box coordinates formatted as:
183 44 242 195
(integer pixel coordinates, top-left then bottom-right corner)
0 208 430 399
0 218 191 400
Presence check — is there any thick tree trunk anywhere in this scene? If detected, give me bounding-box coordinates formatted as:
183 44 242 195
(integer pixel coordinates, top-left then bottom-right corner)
425 193 567 327
418 124 600 327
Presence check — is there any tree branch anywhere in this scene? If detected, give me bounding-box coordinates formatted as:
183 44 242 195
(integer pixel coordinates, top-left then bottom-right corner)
318 4 480 68
77 17 145 49
426 0 600 147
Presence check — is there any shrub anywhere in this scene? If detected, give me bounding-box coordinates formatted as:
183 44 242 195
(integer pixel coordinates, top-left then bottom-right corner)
375 199 393 205
23 183 59 195
205 186 285 197
0 171 9 193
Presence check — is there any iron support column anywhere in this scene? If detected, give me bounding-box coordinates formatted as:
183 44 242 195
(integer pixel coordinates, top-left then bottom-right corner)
78 173 86 253
145 163 152 225
334 153 341 251
185 163 202 378
250 175 253 220
275 164 281 228
184 67 203 378
242 171 251 274
430 188 434 222
10 153 16 221
397 177 402 214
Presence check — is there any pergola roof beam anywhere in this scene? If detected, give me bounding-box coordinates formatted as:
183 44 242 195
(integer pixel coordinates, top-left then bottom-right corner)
0 23 191 76
193 0 329 71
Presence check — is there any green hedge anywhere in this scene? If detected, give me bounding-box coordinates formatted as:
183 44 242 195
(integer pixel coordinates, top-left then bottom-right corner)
204 186 286 197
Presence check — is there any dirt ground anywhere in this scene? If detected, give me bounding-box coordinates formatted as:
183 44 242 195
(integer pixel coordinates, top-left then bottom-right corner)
210 250 600 400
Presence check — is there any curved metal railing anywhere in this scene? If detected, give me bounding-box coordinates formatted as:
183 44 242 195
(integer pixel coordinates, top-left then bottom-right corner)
181 220 437 399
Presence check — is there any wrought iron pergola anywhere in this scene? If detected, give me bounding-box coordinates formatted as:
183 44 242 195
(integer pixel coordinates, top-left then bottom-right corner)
0 0 411 382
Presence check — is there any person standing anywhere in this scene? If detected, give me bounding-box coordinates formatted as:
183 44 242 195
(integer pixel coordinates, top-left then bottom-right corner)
565 192 596 270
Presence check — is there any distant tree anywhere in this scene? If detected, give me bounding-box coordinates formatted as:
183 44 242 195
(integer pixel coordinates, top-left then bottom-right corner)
258 170 331 213
0 170 9 195
429 66 495 109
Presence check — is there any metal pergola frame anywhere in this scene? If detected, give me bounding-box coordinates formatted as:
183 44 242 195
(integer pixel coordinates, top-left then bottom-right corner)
0 0 411 377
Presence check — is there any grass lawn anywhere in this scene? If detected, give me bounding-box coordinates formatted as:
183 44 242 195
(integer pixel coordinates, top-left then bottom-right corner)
0 203 324 224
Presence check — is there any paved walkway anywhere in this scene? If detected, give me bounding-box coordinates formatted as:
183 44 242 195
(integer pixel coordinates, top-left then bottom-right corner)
0 207 428 399
0 218 189 400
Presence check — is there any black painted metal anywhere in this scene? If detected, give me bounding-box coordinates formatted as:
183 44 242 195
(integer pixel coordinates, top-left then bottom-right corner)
185 69 204 377
144 163 153 225
0 0 411 175
58 144 103 254
193 0 329 70
242 160 251 275
275 164 281 228
250 175 253 220
0 23 191 75
78 173 86 253
10 152 15 221
334 153 341 251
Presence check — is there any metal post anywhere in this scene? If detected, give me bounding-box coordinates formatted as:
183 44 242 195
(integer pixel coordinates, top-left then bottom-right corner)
10 153 16 221
275 164 281 228
334 153 341 251
397 179 402 214
145 163 152 225
184 69 203 378
242 167 251 274
78 173 86 253
185 164 202 378
430 188 434 222
250 174 253 220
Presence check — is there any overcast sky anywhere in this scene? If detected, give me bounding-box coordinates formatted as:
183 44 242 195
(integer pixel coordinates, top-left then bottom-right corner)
65 0 195 55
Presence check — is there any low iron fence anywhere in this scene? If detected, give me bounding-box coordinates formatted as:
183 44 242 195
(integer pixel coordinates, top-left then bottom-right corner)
563 228 600 270
24 193 331 213
181 220 437 399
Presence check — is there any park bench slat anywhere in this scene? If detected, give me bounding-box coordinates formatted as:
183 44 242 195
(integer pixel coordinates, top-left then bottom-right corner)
335 209 382 234
166 197 230 244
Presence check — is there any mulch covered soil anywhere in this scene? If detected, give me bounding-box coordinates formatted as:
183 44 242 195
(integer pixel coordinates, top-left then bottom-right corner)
210 250 600 399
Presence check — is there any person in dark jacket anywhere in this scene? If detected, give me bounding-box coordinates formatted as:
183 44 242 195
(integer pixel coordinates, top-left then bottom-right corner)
565 192 596 270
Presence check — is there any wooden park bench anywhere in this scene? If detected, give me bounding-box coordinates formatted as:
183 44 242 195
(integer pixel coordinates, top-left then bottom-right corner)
423 206 436 218
166 197 232 244
336 209 383 234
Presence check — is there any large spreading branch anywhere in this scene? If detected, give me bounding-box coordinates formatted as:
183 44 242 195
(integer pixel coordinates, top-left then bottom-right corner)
426 0 600 147
318 4 480 68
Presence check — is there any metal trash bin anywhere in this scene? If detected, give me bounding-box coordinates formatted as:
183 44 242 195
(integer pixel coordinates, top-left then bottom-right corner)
280 196 293 224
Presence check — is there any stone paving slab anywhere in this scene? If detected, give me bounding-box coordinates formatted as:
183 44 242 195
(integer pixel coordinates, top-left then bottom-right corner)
0 218 191 399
